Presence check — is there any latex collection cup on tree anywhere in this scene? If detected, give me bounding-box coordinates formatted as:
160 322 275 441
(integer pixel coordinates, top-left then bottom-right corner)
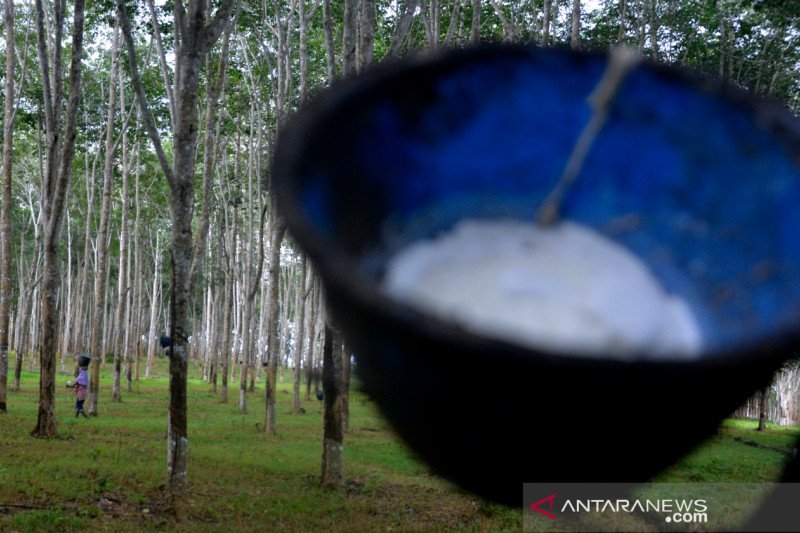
272 44 800 506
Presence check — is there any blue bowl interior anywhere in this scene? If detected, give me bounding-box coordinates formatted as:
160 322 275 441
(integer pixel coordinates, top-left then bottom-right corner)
296 47 800 356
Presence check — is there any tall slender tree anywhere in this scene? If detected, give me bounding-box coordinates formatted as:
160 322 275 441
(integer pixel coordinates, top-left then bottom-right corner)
292 255 309 414
0 0 14 415
117 0 234 507
542 0 552 45
264 219 286 434
32 0 87 438
320 325 344 487
88 24 121 415
571 0 582 48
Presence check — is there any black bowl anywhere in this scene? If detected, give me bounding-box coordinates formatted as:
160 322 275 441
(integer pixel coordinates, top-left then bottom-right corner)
273 45 800 505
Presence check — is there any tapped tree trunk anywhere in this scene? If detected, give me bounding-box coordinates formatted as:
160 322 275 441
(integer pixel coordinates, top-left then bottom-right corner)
89 24 120 414
757 386 769 431
341 341 351 433
292 255 309 414
145 232 161 377
0 0 15 415
117 0 234 507
32 0 86 438
264 220 287 434
321 324 344 488
113 147 130 399
304 278 319 401
220 207 237 403
238 285 253 413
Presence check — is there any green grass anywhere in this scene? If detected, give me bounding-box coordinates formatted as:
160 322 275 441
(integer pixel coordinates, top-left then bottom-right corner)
653 419 798 484
0 359 520 532
1 358 797 531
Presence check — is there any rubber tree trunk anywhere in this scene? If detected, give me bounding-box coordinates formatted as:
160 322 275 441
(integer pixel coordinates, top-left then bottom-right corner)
264 221 287 434
321 324 344 488
117 0 234 507
571 0 581 48
542 0 552 46
220 208 236 403
341 341 351 433
89 24 120 414
757 386 769 431
32 0 86 438
292 255 308 414
305 280 319 401
0 0 15 414
115 62 134 397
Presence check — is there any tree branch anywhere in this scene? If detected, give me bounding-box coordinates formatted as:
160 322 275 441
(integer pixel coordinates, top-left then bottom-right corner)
488 0 515 41
388 0 418 58
116 0 175 187
174 0 188 46
248 200 270 302
190 12 234 286
201 0 236 55
146 0 176 129
46 0 85 239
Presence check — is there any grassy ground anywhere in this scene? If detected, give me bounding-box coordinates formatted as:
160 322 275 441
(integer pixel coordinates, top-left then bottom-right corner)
0 358 797 532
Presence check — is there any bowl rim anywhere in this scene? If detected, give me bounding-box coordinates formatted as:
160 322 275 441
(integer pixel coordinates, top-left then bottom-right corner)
272 43 800 369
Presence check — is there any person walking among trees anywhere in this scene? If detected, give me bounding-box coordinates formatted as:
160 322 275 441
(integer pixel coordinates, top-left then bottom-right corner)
68 355 91 418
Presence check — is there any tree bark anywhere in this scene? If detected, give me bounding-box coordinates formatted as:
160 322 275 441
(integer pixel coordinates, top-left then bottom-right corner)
426 0 441 49
542 0 552 46
146 0 176 129
343 0 358 78
190 16 232 287
648 0 659 59
292 255 309 414
341 340 351 433
113 66 133 399
358 0 375 71
220 206 236 403
322 0 336 83
388 0 419 58
146 232 161 377
89 24 120 414
73 132 96 358
59 214 72 373
0 0 15 414
238 199 264 412
305 276 318 401
32 0 86 439
209 286 221 391
470 0 479 44
118 0 234 505
443 0 462 46
321 324 344 488
264 220 287 434
571 0 581 49
131 140 144 385
757 386 769 431
489 0 514 41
